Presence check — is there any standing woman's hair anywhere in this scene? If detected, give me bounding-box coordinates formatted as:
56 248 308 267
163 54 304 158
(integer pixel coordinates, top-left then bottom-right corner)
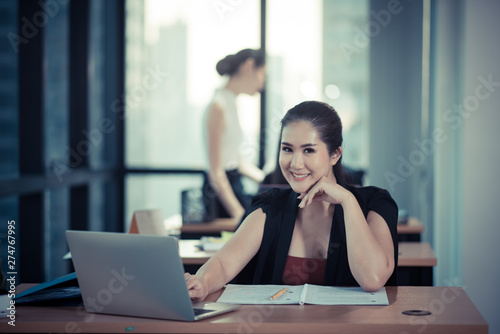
216 49 265 76
280 101 346 184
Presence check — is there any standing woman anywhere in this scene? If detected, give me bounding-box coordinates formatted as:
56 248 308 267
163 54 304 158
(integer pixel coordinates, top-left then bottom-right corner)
203 49 266 220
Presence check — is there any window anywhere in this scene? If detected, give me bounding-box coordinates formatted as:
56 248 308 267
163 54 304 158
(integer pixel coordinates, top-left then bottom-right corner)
125 0 261 222
0 0 125 283
0 0 19 281
0 0 19 181
125 1 371 222
126 0 261 169
265 0 369 173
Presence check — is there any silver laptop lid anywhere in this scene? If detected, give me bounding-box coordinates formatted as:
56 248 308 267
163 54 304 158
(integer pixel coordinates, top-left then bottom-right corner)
66 231 196 321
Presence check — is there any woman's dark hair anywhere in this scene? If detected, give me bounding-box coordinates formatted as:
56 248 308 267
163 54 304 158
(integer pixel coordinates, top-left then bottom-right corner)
280 101 346 184
216 48 265 76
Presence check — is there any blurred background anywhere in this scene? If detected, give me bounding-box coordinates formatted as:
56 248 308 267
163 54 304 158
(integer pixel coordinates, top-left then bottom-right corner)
0 0 499 331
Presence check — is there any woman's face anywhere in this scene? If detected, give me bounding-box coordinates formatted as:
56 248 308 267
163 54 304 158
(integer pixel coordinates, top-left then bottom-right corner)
238 60 265 95
279 121 337 194
253 65 266 93
243 65 265 95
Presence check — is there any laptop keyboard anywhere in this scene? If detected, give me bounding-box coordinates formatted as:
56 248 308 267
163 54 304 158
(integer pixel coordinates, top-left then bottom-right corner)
193 308 215 316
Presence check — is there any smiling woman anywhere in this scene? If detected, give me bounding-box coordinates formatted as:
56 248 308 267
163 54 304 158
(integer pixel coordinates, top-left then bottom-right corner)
280 122 338 191
185 101 399 301
279 101 345 193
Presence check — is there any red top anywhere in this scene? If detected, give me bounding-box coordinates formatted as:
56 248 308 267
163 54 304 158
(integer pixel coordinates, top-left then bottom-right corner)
281 255 327 285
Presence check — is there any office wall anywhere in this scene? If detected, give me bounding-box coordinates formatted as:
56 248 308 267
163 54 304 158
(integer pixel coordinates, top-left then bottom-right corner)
370 0 499 330
461 1 500 332
432 0 463 295
368 0 430 235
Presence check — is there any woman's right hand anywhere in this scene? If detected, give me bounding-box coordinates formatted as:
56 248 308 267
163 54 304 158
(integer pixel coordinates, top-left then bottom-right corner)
184 273 208 301
231 204 246 222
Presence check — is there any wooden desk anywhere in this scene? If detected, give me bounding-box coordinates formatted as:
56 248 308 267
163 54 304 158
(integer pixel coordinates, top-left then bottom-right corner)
397 217 425 234
398 242 437 267
5 285 487 333
180 239 213 265
398 242 437 286
180 218 238 239
397 217 425 241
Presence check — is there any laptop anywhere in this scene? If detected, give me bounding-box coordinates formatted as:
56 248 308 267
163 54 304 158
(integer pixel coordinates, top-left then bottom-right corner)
65 230 240 321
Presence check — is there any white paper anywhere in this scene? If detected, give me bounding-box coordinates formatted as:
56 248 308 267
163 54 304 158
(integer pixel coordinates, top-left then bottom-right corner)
218 284 303 304
299 283 308 305
200 236 225 251
217 284 388 305
302 285 389 305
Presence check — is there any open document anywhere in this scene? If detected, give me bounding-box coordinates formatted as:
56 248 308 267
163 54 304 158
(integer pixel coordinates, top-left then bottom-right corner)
217 284 388 305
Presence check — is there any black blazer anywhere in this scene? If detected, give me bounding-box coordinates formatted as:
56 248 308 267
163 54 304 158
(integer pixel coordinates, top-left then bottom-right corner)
233 184 399 286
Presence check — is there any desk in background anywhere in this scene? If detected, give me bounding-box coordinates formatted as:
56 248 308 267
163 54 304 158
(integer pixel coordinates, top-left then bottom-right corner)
180 218 238 239
181 217 425 241
180 239 213 265
397 217 425 242
179 240 437 286
398 241 437 286
6 285 486 333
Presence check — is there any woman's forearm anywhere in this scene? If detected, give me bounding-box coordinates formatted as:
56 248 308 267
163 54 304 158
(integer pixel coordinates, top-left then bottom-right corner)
195 256 230 296
191 208 266 299
341 193 394 291
238 160 265 183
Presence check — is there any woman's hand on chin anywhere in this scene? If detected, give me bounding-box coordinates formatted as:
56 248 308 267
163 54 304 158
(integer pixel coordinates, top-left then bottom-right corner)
297 176 352 208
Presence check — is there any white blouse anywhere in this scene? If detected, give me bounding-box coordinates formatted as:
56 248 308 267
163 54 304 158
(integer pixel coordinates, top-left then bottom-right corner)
203 88 243 171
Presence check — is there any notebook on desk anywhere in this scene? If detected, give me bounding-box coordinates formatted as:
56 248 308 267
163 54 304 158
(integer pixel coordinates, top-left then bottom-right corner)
65 230 240 321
